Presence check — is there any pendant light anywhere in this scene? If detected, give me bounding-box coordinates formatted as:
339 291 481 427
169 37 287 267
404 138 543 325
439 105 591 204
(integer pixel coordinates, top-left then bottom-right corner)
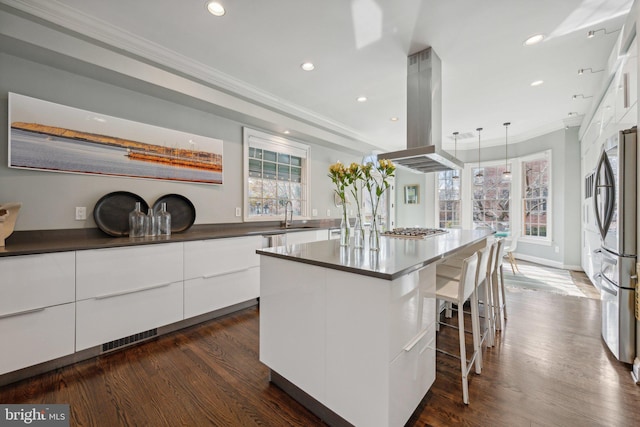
474 127 484 185
502 122 512 182
452 131 460 180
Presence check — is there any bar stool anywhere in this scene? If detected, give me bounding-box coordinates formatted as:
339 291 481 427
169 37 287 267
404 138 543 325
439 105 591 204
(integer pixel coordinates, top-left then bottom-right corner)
435 252 481 404
492 239 508 330
437 245 494 347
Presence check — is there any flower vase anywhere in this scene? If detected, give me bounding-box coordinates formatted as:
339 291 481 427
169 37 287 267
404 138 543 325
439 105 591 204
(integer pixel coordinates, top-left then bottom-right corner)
369 217 381 251
339 205 350 247
353 214 364 248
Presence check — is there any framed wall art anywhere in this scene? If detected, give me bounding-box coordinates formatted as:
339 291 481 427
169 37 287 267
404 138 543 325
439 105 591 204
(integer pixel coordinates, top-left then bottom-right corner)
8 93 224 184
404 184 419 204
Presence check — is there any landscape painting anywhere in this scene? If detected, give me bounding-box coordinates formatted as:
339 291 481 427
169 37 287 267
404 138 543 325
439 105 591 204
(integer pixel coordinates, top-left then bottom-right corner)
8 93 224 184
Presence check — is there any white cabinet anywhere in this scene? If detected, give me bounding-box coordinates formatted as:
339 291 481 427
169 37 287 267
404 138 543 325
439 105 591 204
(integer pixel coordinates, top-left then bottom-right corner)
75 243 184 350
0 252 75 374
285 229 327 245
183 236 262 319
260 256 437 427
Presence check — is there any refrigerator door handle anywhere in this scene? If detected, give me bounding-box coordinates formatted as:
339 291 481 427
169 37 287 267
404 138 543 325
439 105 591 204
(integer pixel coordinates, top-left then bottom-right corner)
600 276 618 297
593 151 616 239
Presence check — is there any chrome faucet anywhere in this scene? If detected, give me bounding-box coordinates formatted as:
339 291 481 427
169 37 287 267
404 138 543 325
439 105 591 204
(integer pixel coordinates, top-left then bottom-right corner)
284 200 293 228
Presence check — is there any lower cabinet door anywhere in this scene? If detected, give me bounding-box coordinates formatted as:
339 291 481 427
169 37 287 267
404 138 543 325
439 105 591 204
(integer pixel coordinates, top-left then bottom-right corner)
184 266 259 319
389 324 435 427
76 281 183 351
0 303 75 375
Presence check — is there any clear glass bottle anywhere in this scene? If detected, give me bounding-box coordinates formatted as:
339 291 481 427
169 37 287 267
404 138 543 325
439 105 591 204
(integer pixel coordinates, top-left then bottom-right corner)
128 202 145 238
156 202 171 236
339 205 350 247
144 208 157 237
353 215 364 249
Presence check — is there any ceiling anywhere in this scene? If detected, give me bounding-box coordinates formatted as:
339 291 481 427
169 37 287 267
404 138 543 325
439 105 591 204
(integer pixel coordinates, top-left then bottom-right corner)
2 0 634 153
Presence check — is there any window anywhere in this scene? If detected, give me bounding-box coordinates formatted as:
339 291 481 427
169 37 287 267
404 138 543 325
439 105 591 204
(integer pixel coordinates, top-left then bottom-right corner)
243 128 309 220
472 165 510 231
522 155 550 238
437 170 461 228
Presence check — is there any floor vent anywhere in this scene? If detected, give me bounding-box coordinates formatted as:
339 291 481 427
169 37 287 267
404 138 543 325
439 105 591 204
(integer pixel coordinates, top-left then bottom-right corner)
101 328 158 353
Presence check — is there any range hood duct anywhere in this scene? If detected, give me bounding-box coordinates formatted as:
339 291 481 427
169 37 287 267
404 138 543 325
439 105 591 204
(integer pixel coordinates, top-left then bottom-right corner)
378 48 463 173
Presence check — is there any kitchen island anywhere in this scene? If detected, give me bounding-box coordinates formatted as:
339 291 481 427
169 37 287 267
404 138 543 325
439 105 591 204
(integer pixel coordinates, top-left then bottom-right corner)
257 229 493 427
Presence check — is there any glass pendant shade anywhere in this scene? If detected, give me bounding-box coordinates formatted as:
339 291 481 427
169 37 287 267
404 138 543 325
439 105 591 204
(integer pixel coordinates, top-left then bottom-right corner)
502 122 511 182
474 128 483 184
452 131 460 180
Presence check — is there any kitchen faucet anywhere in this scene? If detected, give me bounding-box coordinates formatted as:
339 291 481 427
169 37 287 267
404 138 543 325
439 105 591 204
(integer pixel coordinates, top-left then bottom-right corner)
284 200 293 228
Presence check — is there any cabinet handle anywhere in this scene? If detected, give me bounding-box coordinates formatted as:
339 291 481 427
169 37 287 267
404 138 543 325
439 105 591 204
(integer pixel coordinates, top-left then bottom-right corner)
203 267 251 279
404 328 429 352
95 282 173 300
0 307 46 320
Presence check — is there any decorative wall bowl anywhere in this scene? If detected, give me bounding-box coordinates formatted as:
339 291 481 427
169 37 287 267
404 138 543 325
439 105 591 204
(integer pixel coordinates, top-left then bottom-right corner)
0 202 22 246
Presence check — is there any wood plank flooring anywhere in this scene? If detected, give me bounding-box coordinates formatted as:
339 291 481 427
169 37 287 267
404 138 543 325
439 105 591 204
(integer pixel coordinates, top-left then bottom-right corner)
2 282 639 426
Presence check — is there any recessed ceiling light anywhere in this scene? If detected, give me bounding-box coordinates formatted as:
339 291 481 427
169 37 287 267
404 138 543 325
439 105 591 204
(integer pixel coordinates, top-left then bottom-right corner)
206 1 226 16
390 117 399 121
283 130 290 134
530 80 544 86
301 62 315 71
92 117 106 123
524 34 545 46
356 96 368 102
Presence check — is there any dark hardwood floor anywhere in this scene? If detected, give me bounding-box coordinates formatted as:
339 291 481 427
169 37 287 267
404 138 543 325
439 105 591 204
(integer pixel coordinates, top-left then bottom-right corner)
2 282 639 426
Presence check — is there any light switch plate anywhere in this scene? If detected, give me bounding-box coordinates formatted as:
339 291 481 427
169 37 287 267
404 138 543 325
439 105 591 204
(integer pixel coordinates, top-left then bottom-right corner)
326 209 331 217
235 207 241 217
75 206 86 220
312 209 318 217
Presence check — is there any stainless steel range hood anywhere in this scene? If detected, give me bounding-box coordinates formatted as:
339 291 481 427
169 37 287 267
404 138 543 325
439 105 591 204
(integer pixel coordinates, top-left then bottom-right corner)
378 48 463 173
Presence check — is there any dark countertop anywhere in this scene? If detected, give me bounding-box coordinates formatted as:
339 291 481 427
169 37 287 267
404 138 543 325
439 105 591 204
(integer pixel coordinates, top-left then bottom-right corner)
256 229 494 280
0 219 340 257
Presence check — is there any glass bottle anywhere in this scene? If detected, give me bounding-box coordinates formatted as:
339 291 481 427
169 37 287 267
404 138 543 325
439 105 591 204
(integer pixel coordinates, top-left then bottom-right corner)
353 215 364 249
369 215 380 251
128 202 145 238
157 202 171 236
144 208 157 237
339 205 350 247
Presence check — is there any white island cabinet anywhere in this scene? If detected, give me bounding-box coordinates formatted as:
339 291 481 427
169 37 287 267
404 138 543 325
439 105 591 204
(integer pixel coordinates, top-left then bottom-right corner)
258 229 491 427
0 252 76 375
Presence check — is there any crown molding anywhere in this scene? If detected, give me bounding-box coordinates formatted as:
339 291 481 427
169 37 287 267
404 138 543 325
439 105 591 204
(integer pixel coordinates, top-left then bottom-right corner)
0 0 379 148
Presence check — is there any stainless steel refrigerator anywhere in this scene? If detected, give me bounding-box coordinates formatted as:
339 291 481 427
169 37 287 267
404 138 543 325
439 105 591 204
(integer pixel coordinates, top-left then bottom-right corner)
594 127 637 364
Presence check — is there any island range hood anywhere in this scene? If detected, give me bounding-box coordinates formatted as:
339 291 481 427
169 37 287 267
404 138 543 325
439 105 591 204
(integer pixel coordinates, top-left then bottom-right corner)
378 48 463 173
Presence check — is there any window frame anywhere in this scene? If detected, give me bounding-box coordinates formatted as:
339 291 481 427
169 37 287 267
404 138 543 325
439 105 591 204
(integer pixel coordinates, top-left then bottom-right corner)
468 161 512 232
243 127 310 222
436 169 463 228
519 150 552 245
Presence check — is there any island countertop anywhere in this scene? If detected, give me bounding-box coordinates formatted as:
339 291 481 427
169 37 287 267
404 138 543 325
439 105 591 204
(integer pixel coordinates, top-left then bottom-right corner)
256 228 494 280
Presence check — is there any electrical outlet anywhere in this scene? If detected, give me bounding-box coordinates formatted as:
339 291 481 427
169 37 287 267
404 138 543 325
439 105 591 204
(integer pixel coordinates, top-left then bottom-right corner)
75 206 86 220
326 209 331 217
312 209 318 217
554 245 559 253
235 207 241 217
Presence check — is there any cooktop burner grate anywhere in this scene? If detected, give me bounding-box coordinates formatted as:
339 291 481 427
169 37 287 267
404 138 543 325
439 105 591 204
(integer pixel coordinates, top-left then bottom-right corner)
381 227 448 239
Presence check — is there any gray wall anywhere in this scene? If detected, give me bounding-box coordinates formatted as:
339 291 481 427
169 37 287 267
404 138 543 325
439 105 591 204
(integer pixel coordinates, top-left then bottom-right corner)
0 52 360 231
455 127 582 268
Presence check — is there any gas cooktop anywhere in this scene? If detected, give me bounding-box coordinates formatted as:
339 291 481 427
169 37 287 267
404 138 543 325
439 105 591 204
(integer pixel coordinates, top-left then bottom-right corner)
381 227 449 239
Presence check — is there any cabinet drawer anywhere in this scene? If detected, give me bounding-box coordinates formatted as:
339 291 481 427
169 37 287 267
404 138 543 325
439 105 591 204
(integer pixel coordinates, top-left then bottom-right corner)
76 243 183 300
0 252 75 315
0 303 75 375
389 324 435 427
184 237 261 280
184 266 259 318
75 281 183 351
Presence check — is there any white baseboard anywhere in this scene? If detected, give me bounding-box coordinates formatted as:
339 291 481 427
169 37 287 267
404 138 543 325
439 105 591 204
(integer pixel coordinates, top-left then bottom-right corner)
513 253 584 271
